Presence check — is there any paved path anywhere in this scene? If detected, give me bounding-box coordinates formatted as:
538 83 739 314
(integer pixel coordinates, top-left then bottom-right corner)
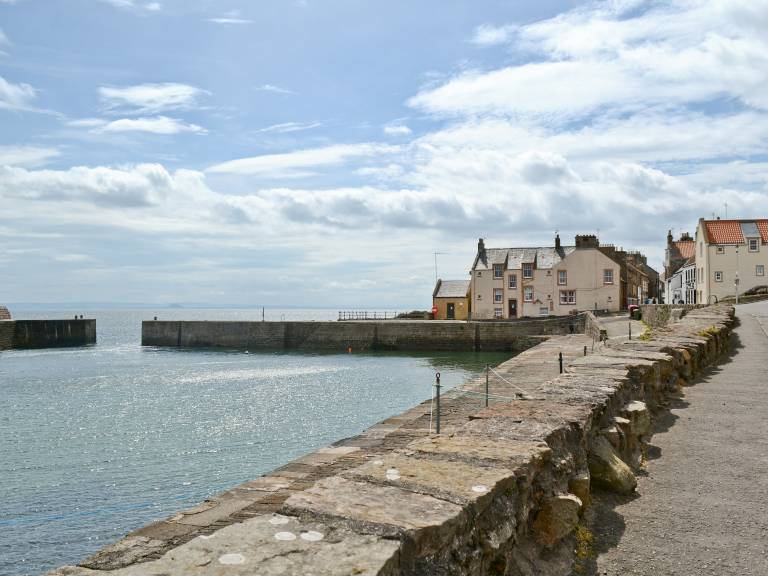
583 302 768 575
599 313 645 340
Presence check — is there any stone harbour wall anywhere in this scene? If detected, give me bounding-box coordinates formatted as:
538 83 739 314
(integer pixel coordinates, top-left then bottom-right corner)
141 315 585 352
51 305 734 576
2 319 97 350
639 304 706 328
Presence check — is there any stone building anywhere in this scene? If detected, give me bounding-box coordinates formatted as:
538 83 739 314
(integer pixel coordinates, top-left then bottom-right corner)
665 230 695 280
597 246 660 307
470 235 621 319
431 279 470 320
0 306 10 320
695 218 768 303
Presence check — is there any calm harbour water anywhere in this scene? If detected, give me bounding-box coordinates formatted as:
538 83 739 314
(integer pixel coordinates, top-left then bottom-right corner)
0 309 510 576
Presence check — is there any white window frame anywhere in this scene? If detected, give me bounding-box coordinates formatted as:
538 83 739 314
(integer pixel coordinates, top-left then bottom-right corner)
522 263 533 279
716 246 725 254
714 271 723 282
757 265 765 277
749 238 759 252
508 274 517 289
557 270 567 285
539 307 549 317
559 290 576 305
493 307 503 319
603 269 614 285
524 287 534 302
493 288 503 303
493 264 503 278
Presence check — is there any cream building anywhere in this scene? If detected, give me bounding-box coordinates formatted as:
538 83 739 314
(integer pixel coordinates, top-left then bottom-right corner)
695 218 768 303
470 235 621 319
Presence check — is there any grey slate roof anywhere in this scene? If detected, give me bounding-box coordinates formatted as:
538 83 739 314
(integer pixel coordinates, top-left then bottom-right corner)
474 246 575 271
434 280 470 298
741 222 760 238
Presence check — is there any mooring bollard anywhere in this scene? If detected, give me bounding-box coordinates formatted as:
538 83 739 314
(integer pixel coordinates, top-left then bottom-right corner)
435 372 441 435
629 321 632 340
485 365 489 408
584 345 587 356
558 352 563 374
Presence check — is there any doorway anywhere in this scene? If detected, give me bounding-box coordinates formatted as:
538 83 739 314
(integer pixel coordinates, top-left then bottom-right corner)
508 299 517 318
447 302 455 319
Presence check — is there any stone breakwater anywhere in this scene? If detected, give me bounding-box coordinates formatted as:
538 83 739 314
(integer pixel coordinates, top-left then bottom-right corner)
50 306 734 576
141 316 586 352
0 319 96 350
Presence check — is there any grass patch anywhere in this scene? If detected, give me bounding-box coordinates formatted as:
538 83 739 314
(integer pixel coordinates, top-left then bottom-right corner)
697 325 720 338
572 523 596 574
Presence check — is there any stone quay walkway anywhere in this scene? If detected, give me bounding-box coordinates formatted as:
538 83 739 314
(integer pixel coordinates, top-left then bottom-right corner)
584 300 768 576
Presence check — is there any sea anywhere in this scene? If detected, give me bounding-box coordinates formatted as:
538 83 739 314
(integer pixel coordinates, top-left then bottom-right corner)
0 308 511 576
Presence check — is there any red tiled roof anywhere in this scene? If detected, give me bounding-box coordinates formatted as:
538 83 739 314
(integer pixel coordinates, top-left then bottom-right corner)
758 220 768 243
704 220 744 244
703 219 768 244
673 240 695 259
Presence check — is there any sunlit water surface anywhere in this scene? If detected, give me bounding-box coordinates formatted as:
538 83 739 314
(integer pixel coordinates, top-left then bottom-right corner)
0 309 511 575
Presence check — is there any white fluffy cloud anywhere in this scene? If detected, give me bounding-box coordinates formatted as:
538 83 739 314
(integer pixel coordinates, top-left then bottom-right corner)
413 0 768 118
99 83 207 115
0 146 59 167
207 143 400 178
0 74 36 111
97 116 206 134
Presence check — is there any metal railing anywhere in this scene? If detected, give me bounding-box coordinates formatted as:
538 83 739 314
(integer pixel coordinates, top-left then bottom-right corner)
338 311 402 320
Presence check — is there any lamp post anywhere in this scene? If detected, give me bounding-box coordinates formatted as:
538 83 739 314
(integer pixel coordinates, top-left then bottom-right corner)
735 245 740 305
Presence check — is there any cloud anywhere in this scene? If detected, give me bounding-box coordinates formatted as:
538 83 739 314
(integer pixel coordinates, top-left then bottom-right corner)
411 0 768 118
471 23 518 46
99 0 161 12
255 84 296 95
255 121 322 133
0 163 180 207
97 116 207 134
383 124 412 136
208 10 252 24
0 28 9 46
66 118 108 128
207 143 400 178
0 146 60 167
0 74 37 112
99 83 208 115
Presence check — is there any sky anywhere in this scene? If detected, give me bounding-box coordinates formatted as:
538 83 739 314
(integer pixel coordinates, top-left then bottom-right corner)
2 0 768 308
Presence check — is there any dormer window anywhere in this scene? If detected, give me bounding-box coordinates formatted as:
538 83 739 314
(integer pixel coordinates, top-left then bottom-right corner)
493 264 503 278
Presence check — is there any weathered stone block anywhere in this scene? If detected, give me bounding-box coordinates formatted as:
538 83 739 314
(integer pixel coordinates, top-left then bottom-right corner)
588 436 637 494
532 494 583 546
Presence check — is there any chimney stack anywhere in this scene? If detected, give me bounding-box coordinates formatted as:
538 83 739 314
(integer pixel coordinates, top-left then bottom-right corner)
477 238 486 261
667 229 673 246
555 233 561 250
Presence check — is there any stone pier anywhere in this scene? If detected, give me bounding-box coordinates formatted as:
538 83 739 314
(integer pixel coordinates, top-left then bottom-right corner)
50 306 734 576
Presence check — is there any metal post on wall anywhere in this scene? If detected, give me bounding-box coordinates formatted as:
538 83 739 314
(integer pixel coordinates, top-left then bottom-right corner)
584 345 587 356
485 365 489 407
435 372 442 435
558 352 563 374
629 321 632 340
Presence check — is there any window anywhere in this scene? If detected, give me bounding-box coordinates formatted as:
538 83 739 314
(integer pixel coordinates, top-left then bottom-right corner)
493 264 503 278
522 263 533 279
476 271 482 277
715 271 723 282
749 238 759 252
559 290 576 305
558 270 567 285
757 265 765 277
539 307 549 317
477 293 482 300
494 288 503 303
716 246 725 254
508 274 517 289
524 287 534 302
700 242 703 256
604 269 614 285
493 308 503 318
